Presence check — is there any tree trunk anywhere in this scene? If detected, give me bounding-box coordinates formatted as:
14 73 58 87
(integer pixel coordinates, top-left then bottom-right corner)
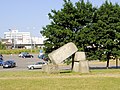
106 59 109 69
71 53 75 70
106 51 111 69
116 58 119 68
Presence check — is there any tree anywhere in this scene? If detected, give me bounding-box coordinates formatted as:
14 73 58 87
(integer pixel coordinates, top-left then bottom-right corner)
41 0 120 68
41 0 96 53
0 42 6 50
94 1 120 67
80 1 120 67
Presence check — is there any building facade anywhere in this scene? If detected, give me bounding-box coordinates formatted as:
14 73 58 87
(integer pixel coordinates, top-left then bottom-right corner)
3 29 44 49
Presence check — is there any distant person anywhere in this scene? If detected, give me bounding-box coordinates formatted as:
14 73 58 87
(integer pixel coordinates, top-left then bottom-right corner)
39 50 43 56
0 54 3 60
38 50 44 59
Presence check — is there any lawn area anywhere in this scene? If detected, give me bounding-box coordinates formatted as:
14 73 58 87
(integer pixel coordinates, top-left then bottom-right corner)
0 69 120 90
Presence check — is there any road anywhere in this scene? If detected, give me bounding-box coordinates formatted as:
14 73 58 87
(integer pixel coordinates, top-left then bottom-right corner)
0 54 119 71
0 54 71 71
0 54 42 71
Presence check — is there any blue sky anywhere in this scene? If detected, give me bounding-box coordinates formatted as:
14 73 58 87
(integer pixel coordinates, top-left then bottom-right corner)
0 0 120 38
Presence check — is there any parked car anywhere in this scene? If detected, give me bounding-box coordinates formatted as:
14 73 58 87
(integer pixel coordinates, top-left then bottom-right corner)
22 53 34 58
38 54 49 61
0 60 4 66
3 60 16 68
27 61 47 70
19 52 29 57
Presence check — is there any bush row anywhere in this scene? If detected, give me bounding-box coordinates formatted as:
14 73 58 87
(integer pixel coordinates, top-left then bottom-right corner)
0 49 40 54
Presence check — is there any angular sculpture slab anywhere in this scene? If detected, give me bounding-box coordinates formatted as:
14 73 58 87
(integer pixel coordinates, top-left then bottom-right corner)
74 52 86 61
48 42 78 64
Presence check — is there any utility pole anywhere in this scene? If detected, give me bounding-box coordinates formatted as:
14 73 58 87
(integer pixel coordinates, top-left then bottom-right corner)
13 31 16 49
9 29 12 48
31 34 33 52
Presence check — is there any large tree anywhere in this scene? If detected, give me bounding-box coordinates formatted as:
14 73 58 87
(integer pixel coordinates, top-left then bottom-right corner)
79 1 120 67
41 0 96 53
93 1 120 67
41 0 120 67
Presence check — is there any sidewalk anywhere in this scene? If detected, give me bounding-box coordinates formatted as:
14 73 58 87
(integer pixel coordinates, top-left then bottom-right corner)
89 60 120 69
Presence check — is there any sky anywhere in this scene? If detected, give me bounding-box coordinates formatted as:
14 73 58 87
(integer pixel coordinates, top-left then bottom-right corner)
0 0 120 38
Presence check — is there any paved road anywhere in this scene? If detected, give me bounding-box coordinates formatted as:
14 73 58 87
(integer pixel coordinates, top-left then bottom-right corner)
0 54 71 71
0 54 43 71
1 54 118 71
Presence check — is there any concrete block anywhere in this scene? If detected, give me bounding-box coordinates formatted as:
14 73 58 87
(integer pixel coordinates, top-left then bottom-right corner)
79 60 89 73
48 42 78 64
74 52 86 61
73 62 80 72
42 64 59 73
73 61 89 73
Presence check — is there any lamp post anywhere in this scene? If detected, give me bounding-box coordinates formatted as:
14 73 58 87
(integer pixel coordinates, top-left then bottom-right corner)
9 29 11 40
13 31 16 49
30 34 33 52
9 29 12 48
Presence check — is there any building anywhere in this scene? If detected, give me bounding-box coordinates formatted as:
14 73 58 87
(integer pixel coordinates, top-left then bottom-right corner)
3 29 45 49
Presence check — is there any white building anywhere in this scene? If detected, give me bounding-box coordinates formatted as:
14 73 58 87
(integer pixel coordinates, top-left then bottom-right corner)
3 29 45 49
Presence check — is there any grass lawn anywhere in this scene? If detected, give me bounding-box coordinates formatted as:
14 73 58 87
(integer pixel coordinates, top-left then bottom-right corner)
0 69 120 90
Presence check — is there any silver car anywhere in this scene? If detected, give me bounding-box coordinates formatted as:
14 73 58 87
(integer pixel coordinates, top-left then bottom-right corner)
27 61 47 70
19 52 29 57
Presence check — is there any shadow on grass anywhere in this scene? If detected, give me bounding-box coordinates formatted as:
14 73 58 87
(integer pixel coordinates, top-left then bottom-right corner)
60 70 72 73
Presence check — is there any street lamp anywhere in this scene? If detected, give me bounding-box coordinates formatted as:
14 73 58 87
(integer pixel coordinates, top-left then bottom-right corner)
9 29 12 41
13 31 16 49
9 29 12 48
30 34 33 52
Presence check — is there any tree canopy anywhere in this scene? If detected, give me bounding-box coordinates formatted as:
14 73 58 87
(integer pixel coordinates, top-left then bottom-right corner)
0 42 6 50
41 0 120 61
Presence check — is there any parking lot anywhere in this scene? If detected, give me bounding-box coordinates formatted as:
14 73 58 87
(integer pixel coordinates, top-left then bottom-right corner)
0 54 73 71
0 54 42 71
0 54 119 71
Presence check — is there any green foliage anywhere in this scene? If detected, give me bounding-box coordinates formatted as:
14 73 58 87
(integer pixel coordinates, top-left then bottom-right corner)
41 0 96 53
87 1 120 60
0 42 6 50
41 0 120 61
0 49 39 54
63 57 72 65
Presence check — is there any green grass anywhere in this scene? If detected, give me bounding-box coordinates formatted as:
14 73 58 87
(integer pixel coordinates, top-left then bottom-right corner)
0 69 120 90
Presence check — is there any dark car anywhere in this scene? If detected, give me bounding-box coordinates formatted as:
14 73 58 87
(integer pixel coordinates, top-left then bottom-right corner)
0 54 3 60
19 52 29 57
3 60 16 68
22 53 34 58
0 60 4 66
38 54 49 61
